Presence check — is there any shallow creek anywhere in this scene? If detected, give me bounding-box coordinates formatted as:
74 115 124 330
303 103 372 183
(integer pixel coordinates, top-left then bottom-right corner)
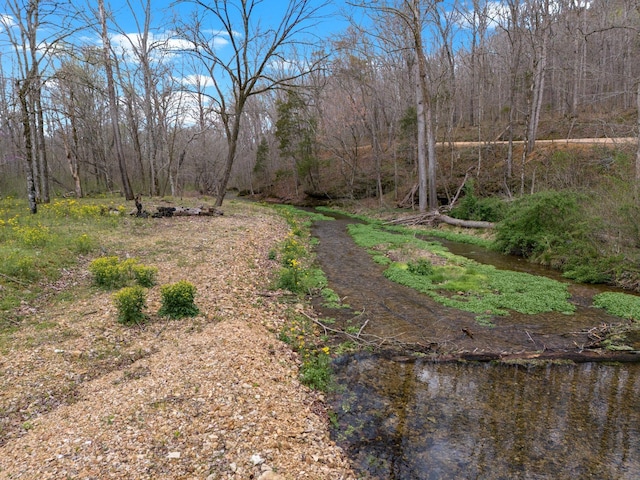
311 216 640 479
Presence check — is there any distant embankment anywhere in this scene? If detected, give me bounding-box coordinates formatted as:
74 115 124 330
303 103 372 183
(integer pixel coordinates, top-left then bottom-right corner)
448 137 636 147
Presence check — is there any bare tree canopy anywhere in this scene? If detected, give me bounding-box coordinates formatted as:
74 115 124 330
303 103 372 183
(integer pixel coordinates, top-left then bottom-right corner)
174 0 330 206
0 0 638 211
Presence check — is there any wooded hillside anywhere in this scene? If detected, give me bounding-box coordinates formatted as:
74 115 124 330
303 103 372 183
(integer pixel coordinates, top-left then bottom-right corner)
0 0 638 210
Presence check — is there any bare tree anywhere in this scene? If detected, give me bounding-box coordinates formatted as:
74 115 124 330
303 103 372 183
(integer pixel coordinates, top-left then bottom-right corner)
96 0 134 200
351 0 442 212
0 0 79 212
175 0 329 207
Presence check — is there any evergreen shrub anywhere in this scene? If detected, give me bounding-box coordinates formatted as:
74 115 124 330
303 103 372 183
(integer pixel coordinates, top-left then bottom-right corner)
158 280 199 319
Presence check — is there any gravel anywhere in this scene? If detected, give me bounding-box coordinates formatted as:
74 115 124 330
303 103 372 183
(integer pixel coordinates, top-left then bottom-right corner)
0 202 357 479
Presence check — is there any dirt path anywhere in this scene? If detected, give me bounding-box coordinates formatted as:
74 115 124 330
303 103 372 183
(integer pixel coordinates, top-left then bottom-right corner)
0 202 356 479
447 137 636 147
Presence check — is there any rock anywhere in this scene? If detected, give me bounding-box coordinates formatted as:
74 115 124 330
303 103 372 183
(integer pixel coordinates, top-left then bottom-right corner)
167 451 181 459
258 471 285 480
250 454 265 465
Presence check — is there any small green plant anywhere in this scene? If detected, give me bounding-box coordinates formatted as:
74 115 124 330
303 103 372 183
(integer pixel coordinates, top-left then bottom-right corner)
277 258 304 293
113 286 147 325
300 350 332 391
158 280 199 319
89 256 124 288
128 261 158 288
14 223 52 247
73 234 95 254
89 256 157 289
407 258 434 276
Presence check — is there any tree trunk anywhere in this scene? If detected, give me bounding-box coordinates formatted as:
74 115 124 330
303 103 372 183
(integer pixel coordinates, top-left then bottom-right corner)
636 80 640 199
99 0 134 201
215 108 243 207
415 55 428 213
34 87 50 203
17 81 37 214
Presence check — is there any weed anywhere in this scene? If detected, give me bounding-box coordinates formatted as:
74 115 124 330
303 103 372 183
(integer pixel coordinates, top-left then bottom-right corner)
73 234 95 254
300 351 332 391
407 258 434 276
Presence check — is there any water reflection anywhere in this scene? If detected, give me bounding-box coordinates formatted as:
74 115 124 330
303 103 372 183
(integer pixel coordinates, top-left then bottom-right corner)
331 354 640 479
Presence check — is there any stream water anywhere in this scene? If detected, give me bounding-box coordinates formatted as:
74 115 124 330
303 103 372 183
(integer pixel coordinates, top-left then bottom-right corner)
311 216 640 479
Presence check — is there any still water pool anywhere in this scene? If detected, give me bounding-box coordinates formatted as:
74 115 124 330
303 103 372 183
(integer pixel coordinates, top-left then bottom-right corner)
312 215 640 479
330 355 640 479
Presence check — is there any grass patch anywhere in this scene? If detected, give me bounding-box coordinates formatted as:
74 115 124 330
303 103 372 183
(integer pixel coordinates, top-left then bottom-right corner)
0 196 128 325
270 205 339 390
593 292 640 321
349 222 575 317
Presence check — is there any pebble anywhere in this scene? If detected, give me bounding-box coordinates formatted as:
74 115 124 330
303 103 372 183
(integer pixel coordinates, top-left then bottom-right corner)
258 472 285 480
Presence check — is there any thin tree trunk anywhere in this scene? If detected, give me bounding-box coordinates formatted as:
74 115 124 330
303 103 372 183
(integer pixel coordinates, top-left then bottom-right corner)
34 88 50 203
636 80 640 200
215 108 243 207
98 0 134 200
17 81 37 214
415 55 428 213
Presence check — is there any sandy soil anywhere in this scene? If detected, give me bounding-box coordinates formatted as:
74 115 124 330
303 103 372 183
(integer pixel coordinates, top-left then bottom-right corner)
0 202 357 479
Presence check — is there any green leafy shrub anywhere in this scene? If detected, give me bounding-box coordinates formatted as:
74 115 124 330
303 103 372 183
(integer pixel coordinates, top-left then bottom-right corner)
158 280 199 319
14 224 52 247
113 286 147 325
73 234 95 255
493 191 588 259
407 258 434 276
88 256 122 288
450 180 507 222
563 261 613 284
88 256 157 289
124 260 158 287
280 235 307 266
277 258 304 293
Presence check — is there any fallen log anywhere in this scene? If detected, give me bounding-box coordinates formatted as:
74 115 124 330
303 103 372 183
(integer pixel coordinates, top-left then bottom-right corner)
438 213 495 229
152 205 223 217
129 197 224 218
387 211 495 229
383 347 640 364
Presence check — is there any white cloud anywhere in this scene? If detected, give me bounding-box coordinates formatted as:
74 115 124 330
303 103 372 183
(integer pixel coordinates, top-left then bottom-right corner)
182 73 214 88
109 29 230 64
0 13 16 30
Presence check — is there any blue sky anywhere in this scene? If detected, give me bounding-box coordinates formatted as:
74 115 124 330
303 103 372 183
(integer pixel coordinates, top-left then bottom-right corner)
107 0 354 45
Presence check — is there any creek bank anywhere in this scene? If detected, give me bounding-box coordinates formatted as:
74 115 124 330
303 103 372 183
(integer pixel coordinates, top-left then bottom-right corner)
310 214 640 363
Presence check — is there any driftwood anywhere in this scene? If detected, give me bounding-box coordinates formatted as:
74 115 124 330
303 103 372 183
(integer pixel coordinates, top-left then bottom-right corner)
431 349 640 364
130 196 223 218
152 205 223 217
397 184 418 209
387 211 495 229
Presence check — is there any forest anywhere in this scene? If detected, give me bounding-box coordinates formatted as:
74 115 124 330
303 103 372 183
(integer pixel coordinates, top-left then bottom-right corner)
1 0 640 282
